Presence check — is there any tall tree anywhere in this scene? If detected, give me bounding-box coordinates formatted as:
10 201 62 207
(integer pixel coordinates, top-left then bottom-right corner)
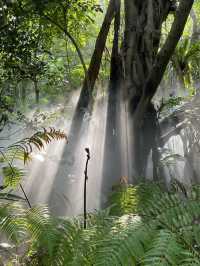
48 0 118 214
69 0 117 143
57 0 117 161
131 0 194 179
84 0 194 181
102 0 121 204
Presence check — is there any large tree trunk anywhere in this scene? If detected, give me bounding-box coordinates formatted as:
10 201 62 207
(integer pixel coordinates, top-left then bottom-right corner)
102 0 121 207
123 0 170 101
122 0 170 179
123 0 194 180
82 0 118 92
47 0 194 216
54 0 117 175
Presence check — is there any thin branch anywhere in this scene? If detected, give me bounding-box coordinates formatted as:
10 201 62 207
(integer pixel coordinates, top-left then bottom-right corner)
81 0 117 92
42 14 88 82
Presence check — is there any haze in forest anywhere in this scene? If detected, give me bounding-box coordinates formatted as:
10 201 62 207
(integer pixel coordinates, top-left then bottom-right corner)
1 1 200 264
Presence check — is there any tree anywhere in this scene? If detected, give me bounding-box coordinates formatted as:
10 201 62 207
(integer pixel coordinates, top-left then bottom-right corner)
68 0 117 144
130 0 194 179
54 0 194 183
50 0 117 196
102 0 122 197
0 0 51 104
81 0 194 181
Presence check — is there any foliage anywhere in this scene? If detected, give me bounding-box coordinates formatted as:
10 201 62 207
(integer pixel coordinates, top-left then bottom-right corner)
0 0 104 107
158 96 184 116
1 1 200 264
0 95 25 133
6 128 67 163
0 1 48 80
0 128 66 203
1 181 200 265
171 39 200 90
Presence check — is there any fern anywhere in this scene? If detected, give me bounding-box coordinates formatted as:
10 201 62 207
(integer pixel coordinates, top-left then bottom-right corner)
2 166 25 188
143 230 184 266
0 192 25 202
0 128 66 206
6 128 67 164
1 182 200 265
109 182 163 216
92 217 153 266
0 128 68 263
0 203 26 243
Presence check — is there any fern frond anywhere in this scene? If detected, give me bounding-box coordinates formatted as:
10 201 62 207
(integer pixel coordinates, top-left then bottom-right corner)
143 230 184 266
93 216 153 266
179 251 200 265
109 182 163 216
0 203 26 243
2 182 200 265
0 192 25 202
2 166 25 188
25 206 57 245
108 183 200 265
7 128 67 164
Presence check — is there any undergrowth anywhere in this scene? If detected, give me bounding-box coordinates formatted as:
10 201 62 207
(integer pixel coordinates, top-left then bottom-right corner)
0 129 200 265
1 180 200 265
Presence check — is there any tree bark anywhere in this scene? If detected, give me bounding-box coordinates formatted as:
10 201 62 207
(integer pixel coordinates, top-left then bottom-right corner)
141 0 194 107
82 0 118 90
102 0 121 206
127 0 194 179
122 0 170 179
123 0 170 103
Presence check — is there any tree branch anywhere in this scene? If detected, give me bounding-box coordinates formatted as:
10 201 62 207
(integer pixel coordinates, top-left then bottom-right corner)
81 0 117 92
144 0 194 102
43 14 88 79
134 0 194 125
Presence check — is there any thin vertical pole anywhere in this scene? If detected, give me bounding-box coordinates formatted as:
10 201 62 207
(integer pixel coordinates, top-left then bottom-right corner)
84 148 90 229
